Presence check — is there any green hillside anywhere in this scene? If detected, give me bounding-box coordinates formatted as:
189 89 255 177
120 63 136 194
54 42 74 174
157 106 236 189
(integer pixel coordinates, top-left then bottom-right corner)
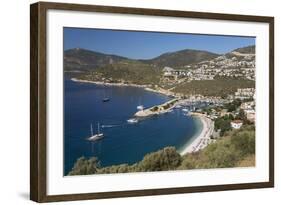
173 78 255 97
80 60 162 85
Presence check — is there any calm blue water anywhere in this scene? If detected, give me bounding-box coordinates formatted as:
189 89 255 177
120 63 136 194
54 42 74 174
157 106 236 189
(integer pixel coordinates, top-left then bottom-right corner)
64 78 200 175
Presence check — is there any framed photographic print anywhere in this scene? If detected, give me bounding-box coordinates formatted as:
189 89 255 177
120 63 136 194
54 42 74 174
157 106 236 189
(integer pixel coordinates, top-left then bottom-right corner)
30 1 274 202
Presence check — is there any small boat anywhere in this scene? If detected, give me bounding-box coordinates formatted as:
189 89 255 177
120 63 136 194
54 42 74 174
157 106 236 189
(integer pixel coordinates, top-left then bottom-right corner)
174 104 181 109
127 118 138 124
87 123 104 141
137 105 144 111
102 98 110 102
182 108 189 112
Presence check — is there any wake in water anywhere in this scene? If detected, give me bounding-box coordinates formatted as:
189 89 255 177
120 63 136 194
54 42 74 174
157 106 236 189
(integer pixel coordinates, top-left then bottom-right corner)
101 124 121 128
102 119 140 128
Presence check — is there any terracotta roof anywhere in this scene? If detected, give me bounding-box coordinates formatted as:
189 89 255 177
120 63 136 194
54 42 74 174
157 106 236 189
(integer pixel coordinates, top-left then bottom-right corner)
232 120 243 123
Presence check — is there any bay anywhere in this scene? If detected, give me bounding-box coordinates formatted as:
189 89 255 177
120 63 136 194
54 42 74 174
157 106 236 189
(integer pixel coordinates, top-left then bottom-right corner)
64 78 201 175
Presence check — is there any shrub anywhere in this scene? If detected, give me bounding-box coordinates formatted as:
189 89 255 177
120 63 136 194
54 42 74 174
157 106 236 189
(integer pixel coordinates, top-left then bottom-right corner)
68 156 100 175
138 147 181 171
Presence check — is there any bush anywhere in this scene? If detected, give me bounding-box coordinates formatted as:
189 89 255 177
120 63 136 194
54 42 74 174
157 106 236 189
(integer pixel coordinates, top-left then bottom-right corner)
231 130 255 157
68 156 100 175
200 140 239 168
137 147 181 171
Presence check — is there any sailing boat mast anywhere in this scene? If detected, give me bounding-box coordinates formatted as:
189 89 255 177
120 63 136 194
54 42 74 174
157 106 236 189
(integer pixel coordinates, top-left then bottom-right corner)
91 123 93 136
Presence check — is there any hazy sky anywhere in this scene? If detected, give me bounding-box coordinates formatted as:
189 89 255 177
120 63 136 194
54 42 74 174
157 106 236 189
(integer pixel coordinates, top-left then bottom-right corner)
64 27 255 59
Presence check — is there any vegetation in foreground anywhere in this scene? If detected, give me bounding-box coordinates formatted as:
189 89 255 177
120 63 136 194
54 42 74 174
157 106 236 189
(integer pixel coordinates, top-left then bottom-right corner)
68 125 255 176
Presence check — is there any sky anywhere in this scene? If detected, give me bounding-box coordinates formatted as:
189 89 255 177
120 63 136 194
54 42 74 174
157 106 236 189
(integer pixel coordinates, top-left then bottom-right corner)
64 27 255 59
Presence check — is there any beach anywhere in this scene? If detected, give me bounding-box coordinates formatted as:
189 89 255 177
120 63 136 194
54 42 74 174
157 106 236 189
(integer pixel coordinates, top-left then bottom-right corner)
180 113 214 155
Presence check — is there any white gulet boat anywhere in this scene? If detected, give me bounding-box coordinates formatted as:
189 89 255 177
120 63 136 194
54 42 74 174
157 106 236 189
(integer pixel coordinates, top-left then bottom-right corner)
87 123 104 141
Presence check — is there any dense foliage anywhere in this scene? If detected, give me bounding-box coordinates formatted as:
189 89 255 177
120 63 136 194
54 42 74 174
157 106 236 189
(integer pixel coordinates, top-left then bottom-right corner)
179 125 255 169
214 115 233 136
88 60 162 85
68 126 255 176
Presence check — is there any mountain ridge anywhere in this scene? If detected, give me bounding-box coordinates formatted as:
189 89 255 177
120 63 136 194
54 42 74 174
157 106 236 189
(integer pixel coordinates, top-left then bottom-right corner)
64 45 255 71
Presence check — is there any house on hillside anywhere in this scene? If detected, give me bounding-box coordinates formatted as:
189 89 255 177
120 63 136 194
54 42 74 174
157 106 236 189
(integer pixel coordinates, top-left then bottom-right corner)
244 109 256 123
231 120 243 129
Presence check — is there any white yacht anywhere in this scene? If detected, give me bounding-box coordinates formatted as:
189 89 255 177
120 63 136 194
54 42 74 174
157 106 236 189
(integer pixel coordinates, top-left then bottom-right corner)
87 123 104 141
127 118 138 124
137 105 144 111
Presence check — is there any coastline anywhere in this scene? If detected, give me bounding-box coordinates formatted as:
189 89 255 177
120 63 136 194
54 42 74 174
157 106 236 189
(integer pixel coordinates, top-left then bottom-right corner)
179 113 214 155
71 78 147 88
71 78 177 97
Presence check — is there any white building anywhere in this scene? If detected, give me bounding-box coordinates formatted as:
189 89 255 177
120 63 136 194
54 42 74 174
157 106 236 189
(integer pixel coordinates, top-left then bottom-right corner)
244 109 256 123
231 120 243 129
162 66 174 76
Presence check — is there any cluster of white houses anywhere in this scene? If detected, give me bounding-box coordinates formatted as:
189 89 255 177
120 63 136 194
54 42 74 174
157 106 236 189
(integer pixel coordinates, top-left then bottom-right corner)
162 66 215 82
234 88 255 100
162 53 255 82
240 101 255 123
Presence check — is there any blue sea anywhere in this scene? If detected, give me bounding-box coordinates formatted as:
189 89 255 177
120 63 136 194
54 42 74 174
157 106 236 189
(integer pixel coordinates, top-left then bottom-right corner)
64 77 202 175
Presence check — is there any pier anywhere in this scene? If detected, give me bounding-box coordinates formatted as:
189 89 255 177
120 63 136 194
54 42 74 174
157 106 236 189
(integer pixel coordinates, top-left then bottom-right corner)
134 99 178 117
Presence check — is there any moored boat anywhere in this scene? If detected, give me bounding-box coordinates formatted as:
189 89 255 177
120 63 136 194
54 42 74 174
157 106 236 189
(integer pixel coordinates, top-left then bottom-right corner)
102 98 110 102
127 118 138 124
87 123 104 141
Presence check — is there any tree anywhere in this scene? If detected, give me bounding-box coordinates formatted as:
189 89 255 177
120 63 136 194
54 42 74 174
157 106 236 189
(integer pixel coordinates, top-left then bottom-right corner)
215 116 231 136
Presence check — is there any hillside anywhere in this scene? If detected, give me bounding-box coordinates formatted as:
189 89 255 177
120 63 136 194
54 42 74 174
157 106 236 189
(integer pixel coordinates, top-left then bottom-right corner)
80 59 162 85
142 49 219 67
233 45 255 54
172 78 255 97
64 48 219 71
65 45 255 96
64 48 127 71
